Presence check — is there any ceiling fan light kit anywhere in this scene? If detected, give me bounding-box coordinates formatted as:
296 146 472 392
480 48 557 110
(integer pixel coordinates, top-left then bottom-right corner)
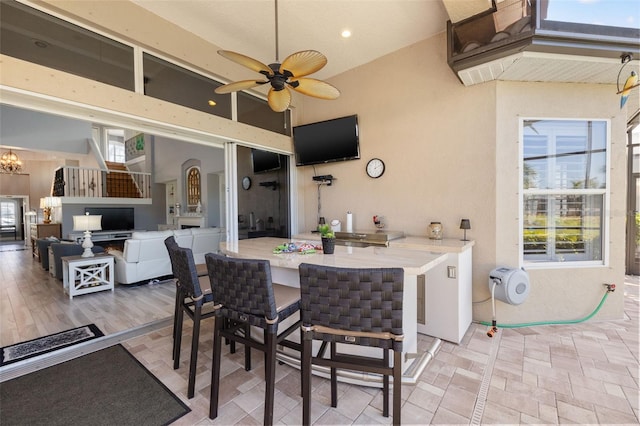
214 0 340 112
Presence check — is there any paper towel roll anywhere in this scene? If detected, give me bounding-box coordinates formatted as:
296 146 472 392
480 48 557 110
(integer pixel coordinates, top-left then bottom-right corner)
346 212 353 232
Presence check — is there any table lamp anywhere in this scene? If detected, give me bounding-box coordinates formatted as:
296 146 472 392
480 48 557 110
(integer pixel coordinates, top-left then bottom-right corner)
73 212 102 257
459 219 471 241
41 196 61 224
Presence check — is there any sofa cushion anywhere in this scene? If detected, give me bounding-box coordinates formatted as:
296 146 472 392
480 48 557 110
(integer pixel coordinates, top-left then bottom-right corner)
131 230 173 240
173 229 193 248
123 231 173 263
37 239 74 270
36 238 57 269
51 243 105 280
190 227 221 236
191 227 224 264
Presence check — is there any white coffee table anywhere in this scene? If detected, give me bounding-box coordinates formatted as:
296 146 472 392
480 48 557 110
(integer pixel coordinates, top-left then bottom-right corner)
62 254 114 299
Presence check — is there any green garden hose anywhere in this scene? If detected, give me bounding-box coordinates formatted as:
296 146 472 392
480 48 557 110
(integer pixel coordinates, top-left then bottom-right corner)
480 283 615 329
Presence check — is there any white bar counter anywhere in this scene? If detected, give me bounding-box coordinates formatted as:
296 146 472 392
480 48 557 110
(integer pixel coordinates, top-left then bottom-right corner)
292 233 476 344
220 237 448 384
390 236 475 344
389 235 475 253
222 237 447 274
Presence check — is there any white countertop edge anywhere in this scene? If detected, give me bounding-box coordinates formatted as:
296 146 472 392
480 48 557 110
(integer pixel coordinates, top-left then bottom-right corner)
221 237 449 275
292 233 475 254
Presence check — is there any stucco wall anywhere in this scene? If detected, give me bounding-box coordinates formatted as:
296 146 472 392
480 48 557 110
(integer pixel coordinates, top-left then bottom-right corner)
296 34 625 322
490 81 626 322
296 33 501 321
1 0 626 324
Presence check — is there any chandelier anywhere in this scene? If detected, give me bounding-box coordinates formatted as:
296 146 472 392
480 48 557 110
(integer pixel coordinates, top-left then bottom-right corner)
0 149 23 174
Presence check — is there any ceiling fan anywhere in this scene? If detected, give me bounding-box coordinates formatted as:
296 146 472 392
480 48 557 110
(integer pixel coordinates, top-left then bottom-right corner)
214 0 340 112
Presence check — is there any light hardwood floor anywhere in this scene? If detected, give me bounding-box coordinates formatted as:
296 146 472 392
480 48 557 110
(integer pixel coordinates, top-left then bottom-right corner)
1 243 638 425
0 243 175 347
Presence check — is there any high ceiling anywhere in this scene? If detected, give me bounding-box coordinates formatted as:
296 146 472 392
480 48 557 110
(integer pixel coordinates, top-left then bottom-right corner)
132 0 638 118
131 0 452 81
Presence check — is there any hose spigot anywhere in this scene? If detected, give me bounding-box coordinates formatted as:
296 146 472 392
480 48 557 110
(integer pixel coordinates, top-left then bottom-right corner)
604 283 616 293
486 320 498 338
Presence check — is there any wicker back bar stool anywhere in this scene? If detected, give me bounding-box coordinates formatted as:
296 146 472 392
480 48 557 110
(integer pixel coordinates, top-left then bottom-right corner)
205 252 302 425
298 263 405 425
165 237 212 362
164 237 216 399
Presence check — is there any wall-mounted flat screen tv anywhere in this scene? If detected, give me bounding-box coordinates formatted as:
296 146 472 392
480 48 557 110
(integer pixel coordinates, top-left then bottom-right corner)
293 114 359 166
84 207 134 231
251 148 281 173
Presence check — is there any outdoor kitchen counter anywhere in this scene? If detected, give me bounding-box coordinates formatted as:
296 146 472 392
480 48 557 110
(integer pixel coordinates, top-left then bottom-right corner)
219 237 448 384
389 235 475 253
293 232 476 253
223 236 447 275
293 233 475 344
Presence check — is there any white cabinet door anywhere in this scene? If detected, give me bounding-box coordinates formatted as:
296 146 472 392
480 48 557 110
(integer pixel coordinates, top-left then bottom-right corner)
418 249 472 343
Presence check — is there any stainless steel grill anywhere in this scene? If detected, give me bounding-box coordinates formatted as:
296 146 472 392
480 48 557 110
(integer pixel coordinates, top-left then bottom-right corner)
335 230 405 247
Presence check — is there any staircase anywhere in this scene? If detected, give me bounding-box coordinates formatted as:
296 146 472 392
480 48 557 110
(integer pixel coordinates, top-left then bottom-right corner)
51 164 151 199
105 161 142 198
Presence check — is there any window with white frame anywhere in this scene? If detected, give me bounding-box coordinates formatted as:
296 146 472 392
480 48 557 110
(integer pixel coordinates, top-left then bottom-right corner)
522 119 608 264
1 200 17 227
106 128 125 163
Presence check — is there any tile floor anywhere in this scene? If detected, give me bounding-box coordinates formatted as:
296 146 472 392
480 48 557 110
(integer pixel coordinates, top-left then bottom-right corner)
2 244 638 425
123 276 639 425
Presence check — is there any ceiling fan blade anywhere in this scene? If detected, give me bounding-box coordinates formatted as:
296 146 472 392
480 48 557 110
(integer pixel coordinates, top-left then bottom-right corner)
289 78 340 100
280 50 327 78
218 50 273 76
214 80 266 94
267 87 291 112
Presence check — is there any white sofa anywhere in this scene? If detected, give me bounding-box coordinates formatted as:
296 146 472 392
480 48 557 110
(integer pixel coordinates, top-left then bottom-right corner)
110 227 225 285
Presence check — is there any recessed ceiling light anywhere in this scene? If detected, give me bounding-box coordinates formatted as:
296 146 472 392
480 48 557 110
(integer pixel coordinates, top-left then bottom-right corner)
341 29 351 38
33 39 49 48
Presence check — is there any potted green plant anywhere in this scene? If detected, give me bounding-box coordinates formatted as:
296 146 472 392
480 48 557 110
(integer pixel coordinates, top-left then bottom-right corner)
318 224 336 254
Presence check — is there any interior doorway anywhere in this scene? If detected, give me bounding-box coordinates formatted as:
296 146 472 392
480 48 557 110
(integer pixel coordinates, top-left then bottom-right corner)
0 195 29 246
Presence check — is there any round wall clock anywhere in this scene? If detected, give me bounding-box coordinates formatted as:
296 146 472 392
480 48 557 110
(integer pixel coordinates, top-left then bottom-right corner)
242 176 252 190
366 158 385 178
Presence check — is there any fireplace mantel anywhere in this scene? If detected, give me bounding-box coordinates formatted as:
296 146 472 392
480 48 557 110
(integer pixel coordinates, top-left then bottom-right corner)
176 215 205 228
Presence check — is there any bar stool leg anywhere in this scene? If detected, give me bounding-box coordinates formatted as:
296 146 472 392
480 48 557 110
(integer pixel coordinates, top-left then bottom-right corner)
383 349 390 417
244 323 252 371
264 331 276 425
209 317 224 420
172 285 181 360
187 305 202 399
393 349 402 426
173 295 185 370
301 335 312 426
330 342 338 408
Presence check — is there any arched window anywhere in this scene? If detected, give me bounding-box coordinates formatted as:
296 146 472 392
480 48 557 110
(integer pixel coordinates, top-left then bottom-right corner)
186 166 201 209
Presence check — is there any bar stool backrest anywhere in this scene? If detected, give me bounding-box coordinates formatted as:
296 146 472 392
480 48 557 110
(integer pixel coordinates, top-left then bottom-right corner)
205 252 279 333
298 263 404 351
165 237 205 304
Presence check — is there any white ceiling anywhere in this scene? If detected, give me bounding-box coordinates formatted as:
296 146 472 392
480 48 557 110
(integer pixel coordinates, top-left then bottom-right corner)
131 0 451 81
131 0 639 117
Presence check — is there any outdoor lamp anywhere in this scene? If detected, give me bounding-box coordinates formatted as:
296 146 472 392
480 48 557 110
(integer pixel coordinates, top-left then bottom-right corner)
460 219 471 241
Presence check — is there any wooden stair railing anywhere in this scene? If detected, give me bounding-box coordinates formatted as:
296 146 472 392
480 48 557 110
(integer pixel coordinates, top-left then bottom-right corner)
52 168 65 197
50 164 150 199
